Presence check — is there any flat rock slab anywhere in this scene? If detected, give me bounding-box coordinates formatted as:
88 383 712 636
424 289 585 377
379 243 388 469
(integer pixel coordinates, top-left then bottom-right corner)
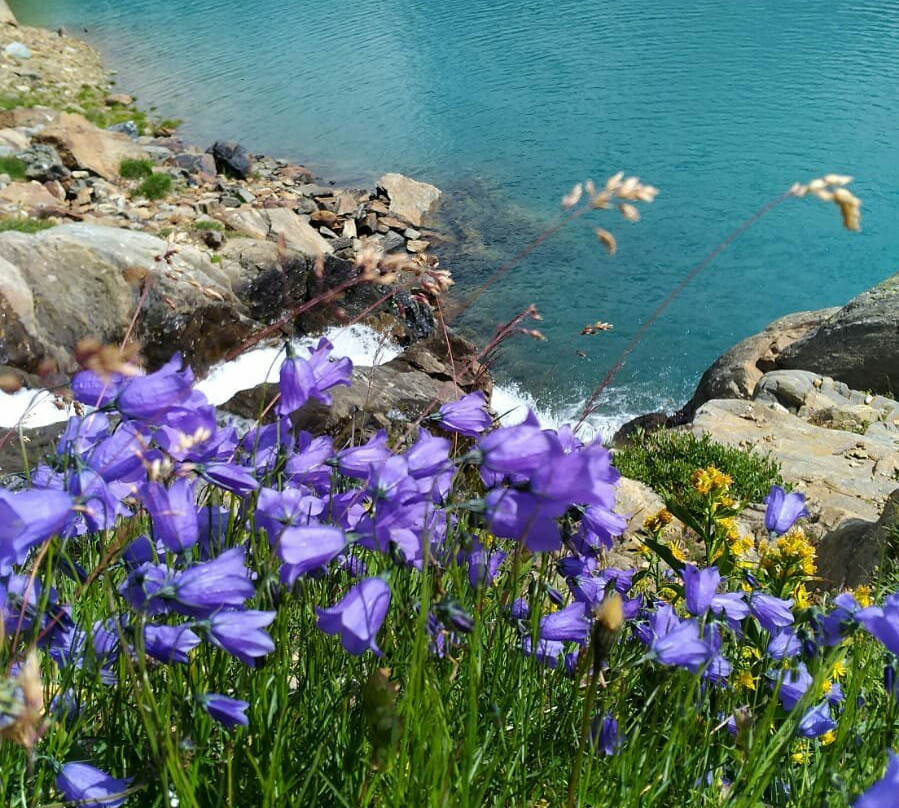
0 180 59 209
691 397 899 533
377 172 441 227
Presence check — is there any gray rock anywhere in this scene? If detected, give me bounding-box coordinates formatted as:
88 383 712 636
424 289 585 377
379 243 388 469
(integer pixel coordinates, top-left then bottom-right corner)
107 121 139 140
0 223 255 375
690 397 899 536
816 488 899 588
684 308 837 415
778 271 899 395
208 141 254 180
380 231 406 253
174 154 217 177
16 143 69 182
294 197 317 215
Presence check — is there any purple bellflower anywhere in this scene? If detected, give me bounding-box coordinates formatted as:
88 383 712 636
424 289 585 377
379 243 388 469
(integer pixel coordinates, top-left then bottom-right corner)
749 593 795 633
0 488 73 575
143 623 201 665
316 577 390 655
277 524 346 584
199 693 249 729
55 762 133 808
764 485 809 535
539 602 590 643
432 391 492 437
854 751 899 808
203 609 275 665
276 338 352 417
141 479 198 553
797 701 836 738
116 353 194 420
856 593 899 654
683 565 722 616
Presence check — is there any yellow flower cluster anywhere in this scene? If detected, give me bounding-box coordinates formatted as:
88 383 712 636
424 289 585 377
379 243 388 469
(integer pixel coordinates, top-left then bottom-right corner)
643 508 673 535
691 466 733 496
759 528 817 577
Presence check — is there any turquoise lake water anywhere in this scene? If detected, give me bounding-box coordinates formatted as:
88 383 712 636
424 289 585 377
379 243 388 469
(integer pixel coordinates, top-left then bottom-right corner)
10 0 899 429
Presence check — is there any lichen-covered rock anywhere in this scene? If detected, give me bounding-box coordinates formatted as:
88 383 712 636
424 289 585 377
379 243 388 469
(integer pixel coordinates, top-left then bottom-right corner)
778 271 899 395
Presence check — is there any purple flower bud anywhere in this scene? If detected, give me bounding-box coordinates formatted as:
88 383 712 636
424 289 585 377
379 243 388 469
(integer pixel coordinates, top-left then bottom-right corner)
591 713 623 756
764 485 809 535
433 391 492 437
316 577 390 656
55 762 133 808
199 693 249 729
171 547 255 617
798 702 836 738
683 565 721 616
201 463 259 495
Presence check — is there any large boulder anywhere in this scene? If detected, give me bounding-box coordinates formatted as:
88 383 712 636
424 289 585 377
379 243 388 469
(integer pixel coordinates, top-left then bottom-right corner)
35 112 148 181
683 308 837 416
376 173 441 227
815 489 899 589
208 141 253 180
777 271 899 395
0 223 255 374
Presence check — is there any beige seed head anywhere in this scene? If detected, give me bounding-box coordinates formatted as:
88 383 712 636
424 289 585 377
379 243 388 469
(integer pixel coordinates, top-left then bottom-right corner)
595 228 617 255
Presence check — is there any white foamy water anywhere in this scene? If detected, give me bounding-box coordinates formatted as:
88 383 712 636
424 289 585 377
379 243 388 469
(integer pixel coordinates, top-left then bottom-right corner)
491 380 644 444
0 325 401 429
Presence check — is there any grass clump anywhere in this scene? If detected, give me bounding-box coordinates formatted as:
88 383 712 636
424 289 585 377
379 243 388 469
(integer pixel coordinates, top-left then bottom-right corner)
0 156 27 181
0 218 55 233
615 428 784 507
193 219 225 232
135 172 173 200
119 158 154 180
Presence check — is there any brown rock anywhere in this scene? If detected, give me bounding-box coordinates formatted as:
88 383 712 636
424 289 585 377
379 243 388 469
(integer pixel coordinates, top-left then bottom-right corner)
406 239 430 253
104 93 133 106
309 209 339 228
376 172 441 227
36 111 148 181
0 181 59 210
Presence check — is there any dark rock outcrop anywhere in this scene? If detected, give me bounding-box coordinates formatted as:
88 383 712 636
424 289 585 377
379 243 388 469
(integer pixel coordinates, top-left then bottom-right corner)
777 271 899 396
208 141 253 180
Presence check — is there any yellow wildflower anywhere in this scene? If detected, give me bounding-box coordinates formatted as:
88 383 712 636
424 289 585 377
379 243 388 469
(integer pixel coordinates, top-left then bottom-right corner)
821 730 837 746
791 749 810 765
794 584 811 610
735 671 757 692
854 585 873 608
643 508 673 534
